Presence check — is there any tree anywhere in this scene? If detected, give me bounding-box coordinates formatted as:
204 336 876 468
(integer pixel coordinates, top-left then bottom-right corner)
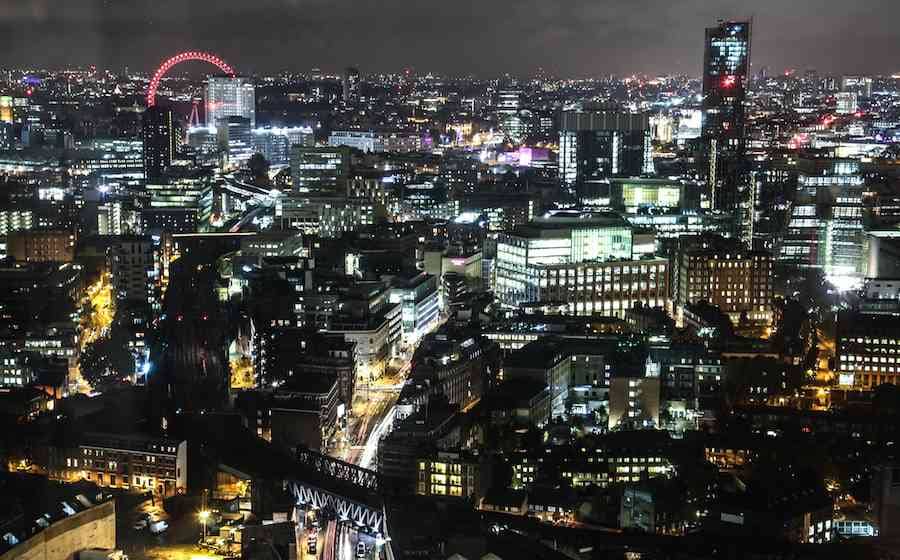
247 153 270 186
80 327 135 390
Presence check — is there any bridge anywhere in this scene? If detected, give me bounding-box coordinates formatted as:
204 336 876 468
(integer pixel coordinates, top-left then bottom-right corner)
285 447 388 536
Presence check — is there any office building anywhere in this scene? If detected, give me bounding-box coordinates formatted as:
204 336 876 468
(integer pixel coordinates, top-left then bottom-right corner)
868 230 900 279
205 76 256 127
97 201 139 236
252 126 314 165
835 92 858 115
236 374 341 454
609 178 699 213
389 272 441 342
140 208 198 235
779 160 865 288
342 67 361 103
0 352 33 390
328 130 424 153
142 106 175 183
836 310 900 389
675 236 773 326
217 116 253 166
495 210 633 308
290 146 351 194
872 463 900 540
842 75 873 98
146 172 209 210
504 337 571 416
0 205 33 235
702 20 751 217
7 230 76 263
534 257 670 319
405 330 500 412
275 195 374 238
559 111 653 193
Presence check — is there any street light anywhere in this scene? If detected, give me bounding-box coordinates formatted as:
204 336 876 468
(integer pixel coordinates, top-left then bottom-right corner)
198 510 211 542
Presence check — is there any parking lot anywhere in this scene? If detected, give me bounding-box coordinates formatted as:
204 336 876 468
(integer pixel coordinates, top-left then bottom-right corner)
115 493 220 560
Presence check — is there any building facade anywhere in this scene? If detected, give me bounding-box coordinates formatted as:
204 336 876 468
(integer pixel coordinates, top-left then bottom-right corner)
48 432 187 497
206 76 256 127
559 111 653 193
702 20 751 214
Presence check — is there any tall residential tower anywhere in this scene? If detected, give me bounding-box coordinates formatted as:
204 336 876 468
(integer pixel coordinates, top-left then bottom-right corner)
142 106 175 183
701 20 751 235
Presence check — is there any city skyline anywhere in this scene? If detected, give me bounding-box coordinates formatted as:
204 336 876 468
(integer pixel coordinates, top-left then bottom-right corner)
2 0 900 77
3 3 900 559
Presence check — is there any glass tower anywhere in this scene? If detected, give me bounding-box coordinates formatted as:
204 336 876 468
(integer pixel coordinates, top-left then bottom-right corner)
702 20 751 219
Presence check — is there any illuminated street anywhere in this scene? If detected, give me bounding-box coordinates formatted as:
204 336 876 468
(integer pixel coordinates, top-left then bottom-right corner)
80 273 115 350
73 273 115 394
334 360 409 467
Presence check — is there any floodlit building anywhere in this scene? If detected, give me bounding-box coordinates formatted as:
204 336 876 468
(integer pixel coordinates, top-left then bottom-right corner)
495 210 634 309
779 160 865 288
206 76 256 127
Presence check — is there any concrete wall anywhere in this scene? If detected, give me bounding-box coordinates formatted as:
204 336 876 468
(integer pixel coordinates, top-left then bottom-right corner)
1 500 115 560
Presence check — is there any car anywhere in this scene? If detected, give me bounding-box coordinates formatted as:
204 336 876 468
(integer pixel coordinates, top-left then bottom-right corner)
148 520 168 534
356 542 367 558
132 519 147 531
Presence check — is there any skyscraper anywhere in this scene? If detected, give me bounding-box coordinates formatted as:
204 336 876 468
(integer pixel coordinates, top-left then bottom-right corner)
558 110 653 196
701 20 751 219
205 76 256 128
342 67 360 103
142 106 175 183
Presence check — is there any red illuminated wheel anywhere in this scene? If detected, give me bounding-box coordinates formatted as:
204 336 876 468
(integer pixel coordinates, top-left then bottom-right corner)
146 51 235 107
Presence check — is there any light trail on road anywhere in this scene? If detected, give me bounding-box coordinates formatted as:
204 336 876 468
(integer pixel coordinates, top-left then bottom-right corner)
358 405 396 471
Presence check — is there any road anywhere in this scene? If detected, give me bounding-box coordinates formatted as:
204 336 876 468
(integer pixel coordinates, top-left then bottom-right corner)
334 361 408 466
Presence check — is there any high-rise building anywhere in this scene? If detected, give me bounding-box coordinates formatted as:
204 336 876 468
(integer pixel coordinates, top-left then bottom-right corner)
205 76 256 128
109 236 158 307
251 126 314 165
558 111 653 195
841 75 873 98
141 106 175 183
779 159 865 288
290 145 351 195
216 116 253 166
835 92 858 115
701 20 751 220
342 67 361 103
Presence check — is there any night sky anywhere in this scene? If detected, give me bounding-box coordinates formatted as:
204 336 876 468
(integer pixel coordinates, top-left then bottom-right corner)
1 0 898 77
